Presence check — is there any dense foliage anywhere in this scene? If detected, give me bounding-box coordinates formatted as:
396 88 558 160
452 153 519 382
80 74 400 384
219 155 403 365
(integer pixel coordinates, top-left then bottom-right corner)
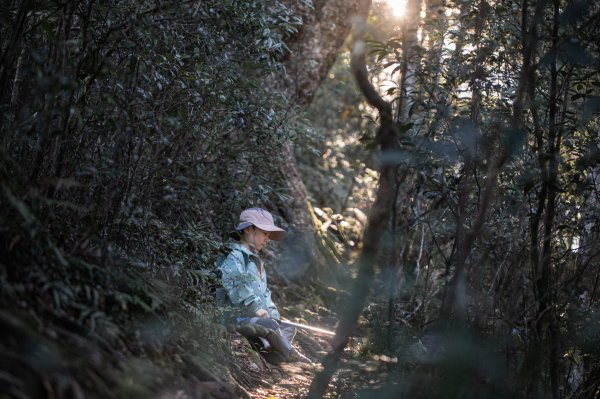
2 0 600 398
0 1 302 397
302 0 600 398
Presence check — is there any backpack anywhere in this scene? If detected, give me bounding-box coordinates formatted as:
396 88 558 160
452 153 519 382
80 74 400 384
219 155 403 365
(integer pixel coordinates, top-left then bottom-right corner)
214 247 250 307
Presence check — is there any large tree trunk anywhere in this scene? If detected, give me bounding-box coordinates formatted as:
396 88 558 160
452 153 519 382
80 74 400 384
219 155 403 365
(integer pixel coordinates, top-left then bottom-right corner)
269 0 364 275
278 0 363 108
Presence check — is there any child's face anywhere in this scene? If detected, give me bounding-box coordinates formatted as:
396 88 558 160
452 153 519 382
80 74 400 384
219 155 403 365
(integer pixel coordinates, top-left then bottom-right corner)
245 227 271 251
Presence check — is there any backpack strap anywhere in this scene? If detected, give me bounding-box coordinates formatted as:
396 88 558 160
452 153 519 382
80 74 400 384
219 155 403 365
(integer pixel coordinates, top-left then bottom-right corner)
215 247 251 307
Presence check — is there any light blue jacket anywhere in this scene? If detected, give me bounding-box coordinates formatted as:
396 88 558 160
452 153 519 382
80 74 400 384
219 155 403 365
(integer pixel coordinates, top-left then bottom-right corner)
219 243 280 320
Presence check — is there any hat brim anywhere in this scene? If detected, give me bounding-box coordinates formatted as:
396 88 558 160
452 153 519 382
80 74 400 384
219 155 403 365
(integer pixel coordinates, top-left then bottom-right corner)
235 222 286 241
235 222 254 231
255 224 286 241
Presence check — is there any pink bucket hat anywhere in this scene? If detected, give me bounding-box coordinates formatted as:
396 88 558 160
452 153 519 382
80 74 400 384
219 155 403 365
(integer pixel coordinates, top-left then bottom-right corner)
235 208 286 241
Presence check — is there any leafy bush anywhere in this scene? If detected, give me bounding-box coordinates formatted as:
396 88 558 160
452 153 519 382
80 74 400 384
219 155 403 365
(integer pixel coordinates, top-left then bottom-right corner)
0 0 303 396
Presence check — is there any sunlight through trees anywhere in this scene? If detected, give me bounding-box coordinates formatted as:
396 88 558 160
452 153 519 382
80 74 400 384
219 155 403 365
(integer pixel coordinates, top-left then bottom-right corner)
1 0 599 398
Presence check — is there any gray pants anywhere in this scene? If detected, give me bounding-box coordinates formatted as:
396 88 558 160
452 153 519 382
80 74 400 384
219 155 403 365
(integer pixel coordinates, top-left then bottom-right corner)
235 317 296 359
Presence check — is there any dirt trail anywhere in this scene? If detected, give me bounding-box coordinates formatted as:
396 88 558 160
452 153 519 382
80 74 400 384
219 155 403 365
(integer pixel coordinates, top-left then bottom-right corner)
229 328 331 399
223 275 387 398
227 315 389 399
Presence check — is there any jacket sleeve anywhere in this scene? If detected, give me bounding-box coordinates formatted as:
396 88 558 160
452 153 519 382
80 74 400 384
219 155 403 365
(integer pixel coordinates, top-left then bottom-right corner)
219 251 263 314
264 285 280 320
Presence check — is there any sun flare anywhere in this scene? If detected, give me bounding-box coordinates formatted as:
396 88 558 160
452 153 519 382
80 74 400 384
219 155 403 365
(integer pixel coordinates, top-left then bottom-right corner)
386 0 408 17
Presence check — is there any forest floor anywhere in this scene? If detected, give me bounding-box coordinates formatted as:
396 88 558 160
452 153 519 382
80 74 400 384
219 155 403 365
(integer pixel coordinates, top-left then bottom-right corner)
225 281 390 399
228 329 328 399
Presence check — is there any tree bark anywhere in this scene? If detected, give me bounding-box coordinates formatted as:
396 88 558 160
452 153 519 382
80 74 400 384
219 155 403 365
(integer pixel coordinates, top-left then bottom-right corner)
539 3 561 397
394 0 421 125
520 0 559 395
306 2 401 396
269 0 365 273
278 0 364 108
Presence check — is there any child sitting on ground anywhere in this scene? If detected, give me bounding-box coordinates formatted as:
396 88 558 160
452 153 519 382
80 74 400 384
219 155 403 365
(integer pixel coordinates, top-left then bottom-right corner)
218 207 295 363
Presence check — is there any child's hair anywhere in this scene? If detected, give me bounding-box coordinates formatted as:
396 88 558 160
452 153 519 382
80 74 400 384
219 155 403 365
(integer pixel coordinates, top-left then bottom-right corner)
229 230 242 241
229 225 254 241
